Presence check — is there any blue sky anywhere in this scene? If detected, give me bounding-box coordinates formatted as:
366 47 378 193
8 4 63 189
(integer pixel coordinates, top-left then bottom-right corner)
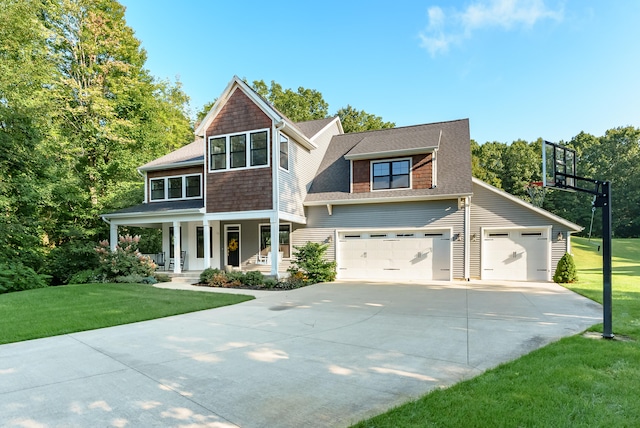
120 0 639 145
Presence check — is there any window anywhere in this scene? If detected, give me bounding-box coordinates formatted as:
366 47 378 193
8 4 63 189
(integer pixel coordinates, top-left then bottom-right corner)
251 131 268 166
185 175 201 198
230 134 246 168
196 226 214 258
259 224 291 259
168 177 182 199
149 174 201 202
280 134 289 170
210 137 226 170
372 159 410 190
150 179 165 200
208 129 270 172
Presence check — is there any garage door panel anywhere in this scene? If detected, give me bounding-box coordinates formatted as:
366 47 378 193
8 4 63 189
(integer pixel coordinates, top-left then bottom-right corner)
338 231 451 281
482 230 548 281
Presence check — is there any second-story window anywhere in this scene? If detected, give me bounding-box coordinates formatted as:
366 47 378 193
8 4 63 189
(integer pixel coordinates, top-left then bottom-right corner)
208 129 269 172
210 137 226 170
230 134 246 168
168 177 182 199
250 131 268 166
150 174 202 201
280 134 289 171
371 159 411 190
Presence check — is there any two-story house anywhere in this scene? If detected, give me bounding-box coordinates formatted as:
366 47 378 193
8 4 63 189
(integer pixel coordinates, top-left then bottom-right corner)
103 76 582 282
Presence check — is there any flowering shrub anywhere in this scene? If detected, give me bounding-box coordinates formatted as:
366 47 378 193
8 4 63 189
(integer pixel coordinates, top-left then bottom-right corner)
95 235 156 282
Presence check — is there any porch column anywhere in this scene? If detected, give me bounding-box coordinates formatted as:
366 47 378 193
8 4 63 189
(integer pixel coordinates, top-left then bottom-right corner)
270 215 279 277
110 222 118 251
173 220 181 273
203 219 211 269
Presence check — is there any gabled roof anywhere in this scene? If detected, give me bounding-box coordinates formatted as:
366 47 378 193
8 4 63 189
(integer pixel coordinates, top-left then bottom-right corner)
305 119 472 205
194 76 317 150
471 178 583 231
345 124 441 160
295 116 341 140
139 138 204 171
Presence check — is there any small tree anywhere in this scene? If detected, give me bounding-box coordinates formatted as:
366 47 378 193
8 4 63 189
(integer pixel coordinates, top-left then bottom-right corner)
288 242 336 284
553 253 578 283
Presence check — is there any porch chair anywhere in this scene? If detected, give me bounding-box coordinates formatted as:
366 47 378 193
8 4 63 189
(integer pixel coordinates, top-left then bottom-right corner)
168 251 186 271
155 252 166 271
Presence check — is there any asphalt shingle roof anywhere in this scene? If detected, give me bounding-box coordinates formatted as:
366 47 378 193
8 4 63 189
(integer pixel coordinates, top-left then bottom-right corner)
139 138 204 170
305 119 472 203
105 199 204 215
295 117 337 139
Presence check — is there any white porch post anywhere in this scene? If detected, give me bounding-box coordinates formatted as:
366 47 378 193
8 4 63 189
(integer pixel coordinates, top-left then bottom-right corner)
270 215 279 277
203 218 211 269
173 220 181 273
110 223 118 251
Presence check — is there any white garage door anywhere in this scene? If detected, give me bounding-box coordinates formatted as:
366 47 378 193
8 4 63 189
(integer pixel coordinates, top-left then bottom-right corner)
338 231 451 281
482 229 549 281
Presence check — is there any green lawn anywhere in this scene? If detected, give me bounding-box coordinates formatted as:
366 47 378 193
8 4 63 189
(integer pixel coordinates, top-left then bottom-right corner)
0 283 253 345
354 237 640 427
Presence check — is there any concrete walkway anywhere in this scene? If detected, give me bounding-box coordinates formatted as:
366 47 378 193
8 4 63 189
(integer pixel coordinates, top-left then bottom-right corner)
0 281 601 427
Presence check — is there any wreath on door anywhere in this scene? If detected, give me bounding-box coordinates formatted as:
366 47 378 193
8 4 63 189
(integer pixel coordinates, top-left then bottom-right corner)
228 238 238 252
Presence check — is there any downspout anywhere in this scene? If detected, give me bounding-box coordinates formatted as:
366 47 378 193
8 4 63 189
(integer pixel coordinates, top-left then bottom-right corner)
463 196 471 280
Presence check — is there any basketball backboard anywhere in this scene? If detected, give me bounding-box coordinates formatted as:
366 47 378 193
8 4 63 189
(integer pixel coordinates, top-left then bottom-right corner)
542 140 577 191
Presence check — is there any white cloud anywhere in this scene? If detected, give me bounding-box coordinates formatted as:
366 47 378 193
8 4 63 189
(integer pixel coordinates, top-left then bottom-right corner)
419 0 564 56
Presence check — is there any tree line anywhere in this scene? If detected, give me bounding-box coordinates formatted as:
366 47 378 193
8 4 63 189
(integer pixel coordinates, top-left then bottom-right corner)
472 127 640 239
1 0 637 288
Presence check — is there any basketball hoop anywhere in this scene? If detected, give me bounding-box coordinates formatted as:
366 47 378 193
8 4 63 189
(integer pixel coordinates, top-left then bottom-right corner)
525 181 546 207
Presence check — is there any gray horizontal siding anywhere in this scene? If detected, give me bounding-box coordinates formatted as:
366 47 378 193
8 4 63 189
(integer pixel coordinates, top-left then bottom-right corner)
304 200 466 279
279 121 340 218
470 182 577 279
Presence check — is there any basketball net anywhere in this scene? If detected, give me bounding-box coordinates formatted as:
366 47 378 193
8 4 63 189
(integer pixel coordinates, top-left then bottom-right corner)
526 181 546 207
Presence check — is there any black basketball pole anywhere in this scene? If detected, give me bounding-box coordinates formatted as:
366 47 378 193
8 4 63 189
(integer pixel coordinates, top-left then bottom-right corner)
601 181 614 339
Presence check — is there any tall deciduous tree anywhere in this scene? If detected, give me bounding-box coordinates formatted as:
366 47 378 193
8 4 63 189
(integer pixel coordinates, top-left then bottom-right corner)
252 80 329 122
336 105 395 133
0 0 55 268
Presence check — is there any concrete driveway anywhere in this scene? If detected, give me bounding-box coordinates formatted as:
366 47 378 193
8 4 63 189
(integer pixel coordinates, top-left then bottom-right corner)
0 281 601 427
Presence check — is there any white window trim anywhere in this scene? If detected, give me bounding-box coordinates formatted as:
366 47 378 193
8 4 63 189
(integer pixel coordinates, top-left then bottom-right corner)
258 223 292 260
279 133 289 172
208 128 271 173
370 157 413 192
149 173 203 202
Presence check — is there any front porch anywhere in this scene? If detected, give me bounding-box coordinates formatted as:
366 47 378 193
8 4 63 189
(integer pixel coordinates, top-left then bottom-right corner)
109 215 299 278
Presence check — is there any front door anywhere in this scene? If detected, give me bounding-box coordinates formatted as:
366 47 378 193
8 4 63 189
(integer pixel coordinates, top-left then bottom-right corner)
225 225 240 267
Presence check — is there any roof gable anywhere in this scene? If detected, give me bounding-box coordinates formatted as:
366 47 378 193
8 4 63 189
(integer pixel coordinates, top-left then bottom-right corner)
306 119 473 204
194 76 317 150
471 177 583 231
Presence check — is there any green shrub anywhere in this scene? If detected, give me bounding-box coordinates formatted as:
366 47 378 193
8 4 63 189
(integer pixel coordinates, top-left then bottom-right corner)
554 252 578 283
154 273 171 283
68 269 104 284
288 242 336 284
47 240 100 285
200 268 222 284
263 278 278 289
95 235 156 282
226 271 244 286
114 274 145 284
0 262 50 294
242 270 264 286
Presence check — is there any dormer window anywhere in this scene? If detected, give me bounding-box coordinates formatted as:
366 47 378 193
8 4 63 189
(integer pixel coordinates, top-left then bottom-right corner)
209 129 269 172
371 159 411 190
